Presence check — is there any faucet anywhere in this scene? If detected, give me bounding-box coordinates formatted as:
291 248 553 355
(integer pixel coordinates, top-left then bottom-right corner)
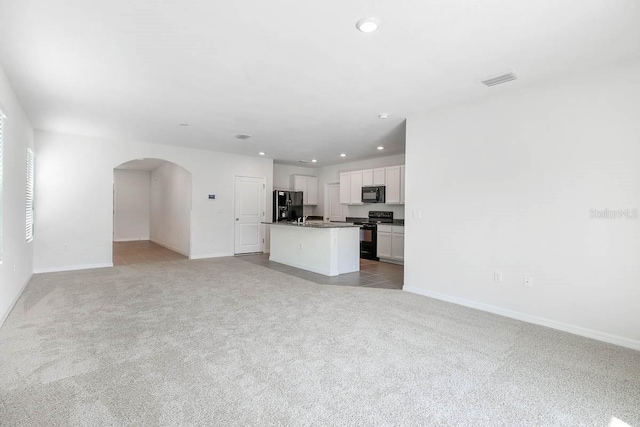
303 216 308 224
297 217 302 224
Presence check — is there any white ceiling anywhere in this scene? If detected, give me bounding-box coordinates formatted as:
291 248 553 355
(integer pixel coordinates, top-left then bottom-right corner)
1 0 639 167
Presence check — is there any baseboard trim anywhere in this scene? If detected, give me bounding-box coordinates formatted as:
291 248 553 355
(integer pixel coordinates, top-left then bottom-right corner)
378 258 404 266
114 237 150 242
0 272 33 327
34 263 113 274
268 256 335 276
403 286 640 351
190 252 234 260
149 239 190 257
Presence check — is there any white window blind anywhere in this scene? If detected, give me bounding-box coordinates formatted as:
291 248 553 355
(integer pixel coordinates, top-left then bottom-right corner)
0 114 4 258
26 148 34 242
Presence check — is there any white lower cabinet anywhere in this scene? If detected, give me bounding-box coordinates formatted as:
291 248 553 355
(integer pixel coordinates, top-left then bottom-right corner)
377 230 392 259
391 233 404 262
377 225 404 263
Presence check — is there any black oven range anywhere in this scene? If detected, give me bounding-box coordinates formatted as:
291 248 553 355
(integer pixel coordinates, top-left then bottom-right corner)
349 211 394 261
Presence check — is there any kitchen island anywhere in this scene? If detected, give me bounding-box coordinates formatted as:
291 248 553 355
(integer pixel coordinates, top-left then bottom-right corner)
266 222 360 276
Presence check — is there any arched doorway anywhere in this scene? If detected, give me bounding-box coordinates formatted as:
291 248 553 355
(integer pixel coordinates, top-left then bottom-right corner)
112 158 192 265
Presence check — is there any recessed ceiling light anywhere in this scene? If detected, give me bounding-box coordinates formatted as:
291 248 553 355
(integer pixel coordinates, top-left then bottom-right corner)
311 159 317 163
259 152 265 156
179 123 189 126
340 153 347 157
356 18 379 33
378 113 388 119
377 146 384 150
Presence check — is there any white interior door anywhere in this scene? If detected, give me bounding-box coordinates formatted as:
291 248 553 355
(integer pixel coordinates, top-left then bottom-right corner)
234 176 265 254
326 183 343 222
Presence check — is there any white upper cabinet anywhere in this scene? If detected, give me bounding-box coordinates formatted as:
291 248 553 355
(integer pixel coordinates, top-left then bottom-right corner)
339 164 404 205
307 176 318 205
373 168 385 186
339 172 351 204
362 169 373 186
291 175 305 192
350 170 363 205
385 166 402 204
339 170 364 204
291 175 318 205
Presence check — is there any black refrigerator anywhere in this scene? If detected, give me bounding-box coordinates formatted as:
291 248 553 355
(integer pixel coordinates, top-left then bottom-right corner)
273 191 303 222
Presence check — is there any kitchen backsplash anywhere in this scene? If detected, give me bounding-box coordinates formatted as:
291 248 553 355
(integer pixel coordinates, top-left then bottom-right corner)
345 204 404 220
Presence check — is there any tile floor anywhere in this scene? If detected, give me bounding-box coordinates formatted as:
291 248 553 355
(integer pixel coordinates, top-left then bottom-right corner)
112 241 188 265
238 253 404 290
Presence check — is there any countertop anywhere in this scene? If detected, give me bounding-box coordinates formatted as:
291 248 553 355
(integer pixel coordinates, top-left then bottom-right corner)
345 217 405 226
263 221 360 229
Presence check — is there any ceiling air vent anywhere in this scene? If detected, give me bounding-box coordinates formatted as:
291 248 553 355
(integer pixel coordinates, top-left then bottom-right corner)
299 160 312 164
480 70 518 87
235 133 251 140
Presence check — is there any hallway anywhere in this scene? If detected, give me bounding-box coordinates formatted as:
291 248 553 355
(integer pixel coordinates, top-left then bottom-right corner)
112 241 187 265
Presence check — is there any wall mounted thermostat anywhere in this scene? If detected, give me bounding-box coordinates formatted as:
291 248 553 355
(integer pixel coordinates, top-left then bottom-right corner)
208 194 215 200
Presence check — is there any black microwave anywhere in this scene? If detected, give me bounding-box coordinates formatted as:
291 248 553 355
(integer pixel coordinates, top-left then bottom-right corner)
362 186 385 203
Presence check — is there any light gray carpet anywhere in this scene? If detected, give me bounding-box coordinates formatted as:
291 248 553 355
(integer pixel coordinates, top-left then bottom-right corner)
1 258 639 426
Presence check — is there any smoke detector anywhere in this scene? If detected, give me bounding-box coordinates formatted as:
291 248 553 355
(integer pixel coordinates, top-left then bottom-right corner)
235 133 251 140
480 70 518 87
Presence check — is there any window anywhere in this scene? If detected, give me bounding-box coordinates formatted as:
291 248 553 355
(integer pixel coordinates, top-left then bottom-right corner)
0 113 3 258
26 148 34 242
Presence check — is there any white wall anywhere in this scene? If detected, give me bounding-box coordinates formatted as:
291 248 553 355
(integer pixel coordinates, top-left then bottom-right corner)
273 164 316 190
34 131 273 271
150 162 191 256
0 67 35 325
315 153 406 220
404 62 640 349
114 170 150 242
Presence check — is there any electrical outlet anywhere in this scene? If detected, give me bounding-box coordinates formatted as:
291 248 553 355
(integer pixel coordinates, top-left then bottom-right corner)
494 271 503 282
524 276 533 288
